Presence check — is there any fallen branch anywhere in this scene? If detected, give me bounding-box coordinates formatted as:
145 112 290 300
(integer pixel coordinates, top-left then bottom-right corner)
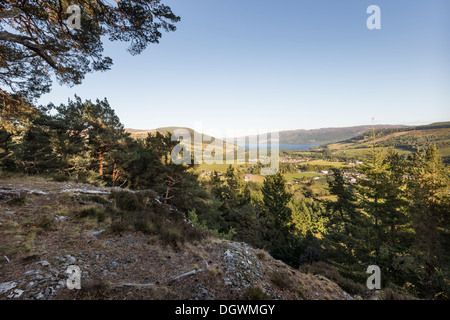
116 282 157 288
167 266 207 284
0 151 14 161
115 261 209 288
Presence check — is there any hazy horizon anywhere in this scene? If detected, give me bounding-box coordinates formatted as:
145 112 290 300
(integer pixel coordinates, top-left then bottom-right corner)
125 121 450 135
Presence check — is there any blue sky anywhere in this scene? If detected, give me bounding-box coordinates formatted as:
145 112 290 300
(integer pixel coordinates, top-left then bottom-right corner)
38 0 450 135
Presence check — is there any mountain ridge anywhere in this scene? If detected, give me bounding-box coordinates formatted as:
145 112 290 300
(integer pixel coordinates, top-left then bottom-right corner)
125 122 449 147
126 124 409 145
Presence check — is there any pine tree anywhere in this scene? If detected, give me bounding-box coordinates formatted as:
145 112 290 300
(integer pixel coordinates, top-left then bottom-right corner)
262 171 293 232
1 1 180 100
18 111 62 174
261 171 303 266
357 138 387 265
407 144 450 298
325 168 369 265
81 97 126 180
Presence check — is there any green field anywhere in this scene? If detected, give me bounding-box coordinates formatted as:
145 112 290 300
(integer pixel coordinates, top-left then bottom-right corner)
302 160 349 168
195 163 245 173
332 145 449 159
284 172 325 182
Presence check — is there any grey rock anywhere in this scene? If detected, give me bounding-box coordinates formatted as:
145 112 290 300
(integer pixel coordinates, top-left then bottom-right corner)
109 261 121 269
7 289 24 298
34 293 44 299
65 254 76 264
37 260 50 267
0 281 17 295
91 252 106 259
23 269 41 276
90 230 105 237
342 291 353 300
26 282 36 290
60 188 109 195
222 242 263 290
28 190 47 195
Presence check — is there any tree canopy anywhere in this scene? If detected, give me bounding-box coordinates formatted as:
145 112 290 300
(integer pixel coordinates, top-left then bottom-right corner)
0 0 180 99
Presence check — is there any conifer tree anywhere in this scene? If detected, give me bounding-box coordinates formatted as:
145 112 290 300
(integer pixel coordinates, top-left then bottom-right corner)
325 168 369 265
261 171 303 265
407 145 450 298
262 171 293 232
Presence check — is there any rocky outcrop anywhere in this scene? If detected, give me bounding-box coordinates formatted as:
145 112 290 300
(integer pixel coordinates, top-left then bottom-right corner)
0 177 353 300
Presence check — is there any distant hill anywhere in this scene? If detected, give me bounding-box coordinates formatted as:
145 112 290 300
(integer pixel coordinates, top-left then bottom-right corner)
125 123 450 162
325 121 450 163
128 125 409 146
126 127 200 139
125 127 220 144
277 124 408 145
125 127 242 154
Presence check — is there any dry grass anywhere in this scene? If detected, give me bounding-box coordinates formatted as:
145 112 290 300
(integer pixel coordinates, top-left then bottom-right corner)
300 261 368 296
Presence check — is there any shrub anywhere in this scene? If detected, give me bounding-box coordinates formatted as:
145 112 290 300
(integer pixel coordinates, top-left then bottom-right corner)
36 215 56 231
108 206 134 233
133 211 157 234
78 278 111 300
299 246 320 264
270 271 290 290
110 190 146 212
295 286 308 300
77 206 106 222
110 221 130 233
79 194 109 205
162 225 184 245
378 287 413 300
7 193 28 206
244 287 270 300
106 191 207 245
188 209 235 240
52 173 71 182
300 261 368 296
